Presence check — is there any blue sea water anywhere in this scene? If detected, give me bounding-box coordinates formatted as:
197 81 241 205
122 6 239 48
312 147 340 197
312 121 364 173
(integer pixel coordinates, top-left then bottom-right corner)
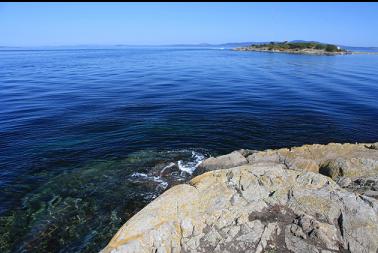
1 47 378 252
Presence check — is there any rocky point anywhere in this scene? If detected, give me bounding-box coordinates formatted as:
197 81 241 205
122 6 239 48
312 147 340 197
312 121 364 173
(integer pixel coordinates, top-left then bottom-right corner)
101 142 378 253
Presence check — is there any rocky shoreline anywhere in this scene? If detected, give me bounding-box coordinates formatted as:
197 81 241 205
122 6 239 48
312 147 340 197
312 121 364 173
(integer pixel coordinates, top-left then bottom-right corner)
101 142 378 253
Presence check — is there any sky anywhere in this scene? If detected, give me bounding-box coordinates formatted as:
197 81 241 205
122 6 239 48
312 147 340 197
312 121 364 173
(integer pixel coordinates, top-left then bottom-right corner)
1 2 378 47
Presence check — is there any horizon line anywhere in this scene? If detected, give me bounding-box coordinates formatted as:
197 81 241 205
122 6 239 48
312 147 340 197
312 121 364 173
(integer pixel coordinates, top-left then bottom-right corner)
1 41 378 49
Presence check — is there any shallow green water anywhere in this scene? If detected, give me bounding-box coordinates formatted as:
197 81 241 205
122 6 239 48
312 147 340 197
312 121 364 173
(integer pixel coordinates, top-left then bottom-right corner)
0 149 208 252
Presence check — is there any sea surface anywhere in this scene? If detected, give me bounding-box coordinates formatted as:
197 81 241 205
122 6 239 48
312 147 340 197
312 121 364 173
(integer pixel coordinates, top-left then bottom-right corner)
1 46 378 252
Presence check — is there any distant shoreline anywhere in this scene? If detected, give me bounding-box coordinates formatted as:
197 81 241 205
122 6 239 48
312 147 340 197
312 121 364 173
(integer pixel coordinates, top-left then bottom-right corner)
233 47 378 55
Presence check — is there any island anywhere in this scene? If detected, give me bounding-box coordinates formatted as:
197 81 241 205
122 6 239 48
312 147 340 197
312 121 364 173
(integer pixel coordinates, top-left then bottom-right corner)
233 41 351 55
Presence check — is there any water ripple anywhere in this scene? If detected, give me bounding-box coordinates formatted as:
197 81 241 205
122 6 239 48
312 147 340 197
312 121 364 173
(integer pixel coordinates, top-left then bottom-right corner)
1 47 378 252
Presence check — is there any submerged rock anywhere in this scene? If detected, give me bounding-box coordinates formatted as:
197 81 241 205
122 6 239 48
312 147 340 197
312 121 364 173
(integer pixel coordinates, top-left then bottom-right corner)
101 143 378 253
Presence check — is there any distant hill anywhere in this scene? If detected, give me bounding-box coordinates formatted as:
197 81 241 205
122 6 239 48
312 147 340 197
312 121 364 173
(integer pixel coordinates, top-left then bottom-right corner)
164 42 272 47
166 40 329 48
166 40 378 51
216 42 270 47
342 46 378 52
290 40 320 44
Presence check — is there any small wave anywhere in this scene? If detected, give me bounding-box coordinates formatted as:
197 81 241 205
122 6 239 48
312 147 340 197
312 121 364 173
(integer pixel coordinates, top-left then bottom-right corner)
129 150 206 192
160 162 175 176
177 151 205 174
130 172 168 189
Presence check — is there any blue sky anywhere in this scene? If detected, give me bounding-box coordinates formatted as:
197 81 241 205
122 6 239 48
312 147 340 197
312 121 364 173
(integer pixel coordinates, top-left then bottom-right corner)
1 2 378 47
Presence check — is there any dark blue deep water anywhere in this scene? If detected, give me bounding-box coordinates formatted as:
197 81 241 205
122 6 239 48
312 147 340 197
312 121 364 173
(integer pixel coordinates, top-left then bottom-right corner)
1 47 378 252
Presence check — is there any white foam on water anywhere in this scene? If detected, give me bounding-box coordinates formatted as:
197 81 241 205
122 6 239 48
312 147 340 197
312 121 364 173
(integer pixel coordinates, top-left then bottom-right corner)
160 162 176 175
130 172 168 189
177 151 205 175
130 150 206 190
152 177 168 189
131 172 148 178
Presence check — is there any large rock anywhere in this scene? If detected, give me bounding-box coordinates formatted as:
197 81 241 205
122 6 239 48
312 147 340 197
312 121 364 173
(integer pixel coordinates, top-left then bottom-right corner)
246 142 378 198
101 163 378 253
194 150 248 175
196 143 378 198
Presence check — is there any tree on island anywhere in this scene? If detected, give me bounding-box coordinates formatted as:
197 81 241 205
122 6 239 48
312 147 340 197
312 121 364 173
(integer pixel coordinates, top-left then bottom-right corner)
248 41 344 52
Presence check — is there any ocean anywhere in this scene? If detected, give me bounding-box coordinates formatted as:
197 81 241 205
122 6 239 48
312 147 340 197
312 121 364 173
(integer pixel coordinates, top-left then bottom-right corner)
1 46 378 252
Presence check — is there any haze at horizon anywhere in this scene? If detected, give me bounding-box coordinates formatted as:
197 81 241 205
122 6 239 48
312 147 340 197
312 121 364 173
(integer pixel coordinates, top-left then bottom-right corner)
1 2 378 47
